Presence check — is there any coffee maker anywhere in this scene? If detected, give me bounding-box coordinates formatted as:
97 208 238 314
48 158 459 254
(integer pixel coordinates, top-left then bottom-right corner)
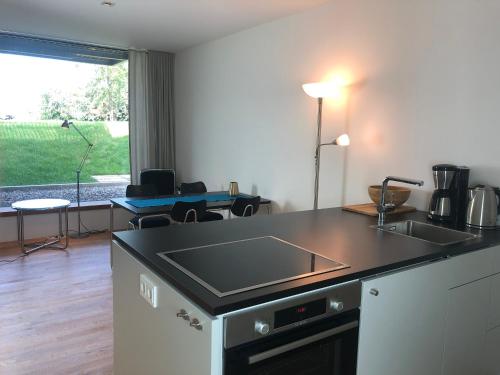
428 164 470 225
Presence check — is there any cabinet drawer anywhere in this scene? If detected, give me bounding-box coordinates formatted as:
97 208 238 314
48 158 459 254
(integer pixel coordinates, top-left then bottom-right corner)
493 246 500 274
448 248 494 287
489 273 500 330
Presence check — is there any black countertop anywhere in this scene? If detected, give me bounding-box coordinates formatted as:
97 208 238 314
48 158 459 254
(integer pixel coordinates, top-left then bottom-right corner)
113 207 500 316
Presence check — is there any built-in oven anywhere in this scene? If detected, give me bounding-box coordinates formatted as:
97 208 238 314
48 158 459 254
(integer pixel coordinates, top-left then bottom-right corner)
223 281 361 375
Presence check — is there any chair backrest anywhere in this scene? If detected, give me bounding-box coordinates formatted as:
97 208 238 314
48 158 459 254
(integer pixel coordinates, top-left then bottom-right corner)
126 184 158 198
180 181 207 195
140 169 176 195
171 200 207 223
230 196 261 217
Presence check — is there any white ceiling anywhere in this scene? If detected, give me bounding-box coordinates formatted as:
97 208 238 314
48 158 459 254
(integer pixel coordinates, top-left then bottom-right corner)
0 0 329 52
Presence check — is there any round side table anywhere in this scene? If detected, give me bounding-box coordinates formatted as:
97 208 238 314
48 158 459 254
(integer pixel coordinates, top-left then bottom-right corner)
11 199 71 254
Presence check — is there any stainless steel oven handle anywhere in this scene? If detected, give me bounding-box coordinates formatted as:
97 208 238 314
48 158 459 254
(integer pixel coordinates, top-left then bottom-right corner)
247 320 359 365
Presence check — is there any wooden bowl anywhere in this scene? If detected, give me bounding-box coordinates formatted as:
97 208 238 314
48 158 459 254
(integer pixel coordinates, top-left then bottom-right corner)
368 185 411 207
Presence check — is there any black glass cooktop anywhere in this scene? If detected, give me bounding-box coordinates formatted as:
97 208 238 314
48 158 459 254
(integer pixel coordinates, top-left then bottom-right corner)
157 236 348 297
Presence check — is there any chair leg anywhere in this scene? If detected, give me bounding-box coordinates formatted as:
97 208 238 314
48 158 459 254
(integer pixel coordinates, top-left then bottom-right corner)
184 209 198 223
242 205 254 217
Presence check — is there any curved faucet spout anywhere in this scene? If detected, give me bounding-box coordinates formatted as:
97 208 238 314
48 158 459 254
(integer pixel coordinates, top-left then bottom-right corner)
378 176 424 226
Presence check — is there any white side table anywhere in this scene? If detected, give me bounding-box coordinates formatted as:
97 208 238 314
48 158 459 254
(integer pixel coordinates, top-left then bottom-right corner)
11 199 71 254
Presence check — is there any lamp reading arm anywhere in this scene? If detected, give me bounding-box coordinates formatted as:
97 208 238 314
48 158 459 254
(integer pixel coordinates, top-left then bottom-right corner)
77 144 93 173
71 123 93 146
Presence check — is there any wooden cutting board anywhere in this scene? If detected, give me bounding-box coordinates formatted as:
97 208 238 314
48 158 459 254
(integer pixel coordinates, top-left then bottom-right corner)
342 203 416 217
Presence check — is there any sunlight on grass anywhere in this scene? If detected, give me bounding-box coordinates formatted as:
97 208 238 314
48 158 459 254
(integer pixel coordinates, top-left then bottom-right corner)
0 121 130 186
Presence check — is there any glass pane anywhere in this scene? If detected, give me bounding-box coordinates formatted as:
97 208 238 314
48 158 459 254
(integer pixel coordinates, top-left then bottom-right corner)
0 53 129 207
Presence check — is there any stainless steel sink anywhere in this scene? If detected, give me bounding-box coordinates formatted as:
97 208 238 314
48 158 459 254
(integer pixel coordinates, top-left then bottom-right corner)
374 220 479 246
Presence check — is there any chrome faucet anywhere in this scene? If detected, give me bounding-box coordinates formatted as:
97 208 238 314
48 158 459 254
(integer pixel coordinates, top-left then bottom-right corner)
377 176 424 226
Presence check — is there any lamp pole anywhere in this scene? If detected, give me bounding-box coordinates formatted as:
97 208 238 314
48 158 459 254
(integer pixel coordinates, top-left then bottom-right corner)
303 83 350 210
61 120 93 237
313 97 323 210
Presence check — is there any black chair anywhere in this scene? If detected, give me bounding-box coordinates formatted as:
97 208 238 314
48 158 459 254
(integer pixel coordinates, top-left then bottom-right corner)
179 181 224 222
180 181 208 194
170 200 207 223
140 169 176 195
126 184 170 230
231 196 261 217
126 184 158 198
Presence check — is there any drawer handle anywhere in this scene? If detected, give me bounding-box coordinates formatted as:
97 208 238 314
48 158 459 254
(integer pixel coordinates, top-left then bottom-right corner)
370 288 379 296
190 318 203 331
176 309 190 320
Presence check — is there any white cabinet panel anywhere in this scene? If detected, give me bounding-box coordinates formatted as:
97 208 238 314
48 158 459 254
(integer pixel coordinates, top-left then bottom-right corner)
113 241 219 375
489 273 500 330
448 247 494 287
484 326 500 375
442 278 490 375
492 245 500 274
357 260 450 375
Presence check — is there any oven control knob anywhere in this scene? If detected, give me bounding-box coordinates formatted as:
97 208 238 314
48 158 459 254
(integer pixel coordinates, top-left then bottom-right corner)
254 321 270 335
330 299 344 312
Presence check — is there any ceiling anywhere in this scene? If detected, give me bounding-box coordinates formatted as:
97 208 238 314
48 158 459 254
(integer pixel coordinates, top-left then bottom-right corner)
0 0 328 52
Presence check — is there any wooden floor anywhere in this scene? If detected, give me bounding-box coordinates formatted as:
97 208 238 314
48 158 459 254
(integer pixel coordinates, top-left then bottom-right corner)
0 233 113 375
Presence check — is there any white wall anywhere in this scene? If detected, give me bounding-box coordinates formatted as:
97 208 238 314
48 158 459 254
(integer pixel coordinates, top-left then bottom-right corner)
0 208 132 243
175 0 500 212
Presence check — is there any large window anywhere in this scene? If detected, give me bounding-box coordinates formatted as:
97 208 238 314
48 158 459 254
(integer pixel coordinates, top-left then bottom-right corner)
0 39 129 207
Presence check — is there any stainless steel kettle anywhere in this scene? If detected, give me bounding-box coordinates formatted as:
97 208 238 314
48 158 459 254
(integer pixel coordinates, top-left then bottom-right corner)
466 185 500 228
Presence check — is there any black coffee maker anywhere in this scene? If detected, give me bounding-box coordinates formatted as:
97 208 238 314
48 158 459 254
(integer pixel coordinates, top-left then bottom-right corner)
428 164 470 225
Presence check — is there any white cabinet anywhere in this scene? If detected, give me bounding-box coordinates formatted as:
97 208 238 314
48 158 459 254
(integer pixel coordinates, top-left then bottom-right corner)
488 274 500 330
442 278 490 375
112 241 223 375
357 260 450 375
441 272 500 375
484 326 500 374
440 244 500 375
357 251 500 375
491 245 500 274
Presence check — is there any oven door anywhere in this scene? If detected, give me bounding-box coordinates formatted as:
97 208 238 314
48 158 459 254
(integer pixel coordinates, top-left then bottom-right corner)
224 310 359 375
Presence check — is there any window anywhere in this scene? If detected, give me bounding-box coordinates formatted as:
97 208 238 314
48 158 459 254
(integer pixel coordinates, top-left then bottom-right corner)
0 33 129 207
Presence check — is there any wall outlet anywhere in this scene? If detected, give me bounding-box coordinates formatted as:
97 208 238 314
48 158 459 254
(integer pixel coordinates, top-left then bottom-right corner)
140 274 158 308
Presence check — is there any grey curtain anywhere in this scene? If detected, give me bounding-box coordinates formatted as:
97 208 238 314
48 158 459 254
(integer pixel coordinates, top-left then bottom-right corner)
128 49 175 184
128 50 149 184
147 51 176 171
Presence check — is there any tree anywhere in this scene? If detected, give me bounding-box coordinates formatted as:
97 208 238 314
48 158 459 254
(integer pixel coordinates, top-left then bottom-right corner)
40 91 74 120
40 61 128 121
83 61 128 121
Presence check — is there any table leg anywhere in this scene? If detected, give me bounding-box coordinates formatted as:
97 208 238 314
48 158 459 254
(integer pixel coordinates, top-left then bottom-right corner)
64 206 69 249
109 203 114 237
16 210 21 244
58 208 63 239
109 203 114 269
20 211 25 253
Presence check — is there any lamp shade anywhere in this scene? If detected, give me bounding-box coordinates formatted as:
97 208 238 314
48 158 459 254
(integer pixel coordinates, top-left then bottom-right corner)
333 133 350 146
302 81 343 99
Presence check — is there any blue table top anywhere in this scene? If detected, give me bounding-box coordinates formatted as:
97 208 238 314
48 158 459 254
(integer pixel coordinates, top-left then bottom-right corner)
126 193 252 208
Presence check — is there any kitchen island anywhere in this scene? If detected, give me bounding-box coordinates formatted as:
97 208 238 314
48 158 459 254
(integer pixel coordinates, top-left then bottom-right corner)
112 207 500 375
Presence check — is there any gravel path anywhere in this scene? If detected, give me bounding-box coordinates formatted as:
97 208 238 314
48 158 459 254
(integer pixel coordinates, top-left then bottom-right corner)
0 183 127 207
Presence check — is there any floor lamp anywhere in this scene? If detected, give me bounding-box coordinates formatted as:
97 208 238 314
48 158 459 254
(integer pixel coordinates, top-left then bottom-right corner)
61 120 94 238
303 82 350 210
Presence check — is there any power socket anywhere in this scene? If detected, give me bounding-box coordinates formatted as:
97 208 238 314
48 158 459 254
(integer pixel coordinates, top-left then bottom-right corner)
139 274 158 308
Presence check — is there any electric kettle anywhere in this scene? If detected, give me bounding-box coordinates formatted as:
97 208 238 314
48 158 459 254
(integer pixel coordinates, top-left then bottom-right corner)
466 185 500 228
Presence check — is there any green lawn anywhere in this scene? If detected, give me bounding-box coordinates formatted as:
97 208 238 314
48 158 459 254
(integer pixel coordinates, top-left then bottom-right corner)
0 121 130 186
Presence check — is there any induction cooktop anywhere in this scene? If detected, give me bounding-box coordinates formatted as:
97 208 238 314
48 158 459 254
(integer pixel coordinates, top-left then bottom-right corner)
157 236 349 297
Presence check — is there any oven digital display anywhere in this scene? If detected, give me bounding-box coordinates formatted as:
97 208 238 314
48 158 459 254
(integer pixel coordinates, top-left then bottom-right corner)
274 298 327 328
